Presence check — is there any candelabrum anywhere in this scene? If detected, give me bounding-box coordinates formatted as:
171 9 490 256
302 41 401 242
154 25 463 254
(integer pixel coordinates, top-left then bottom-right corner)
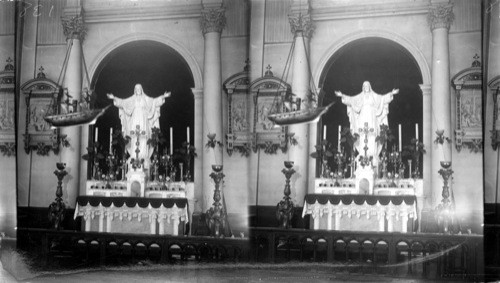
380 150 388 179
436 161 455 234
412 139 423 178
389 146 402 175
349 156 356 178
206 165 228 237
48 163 67 230
130 125 145 170
151 154 160 181
335 150 345 178
120 154 128 181
277 161 296 229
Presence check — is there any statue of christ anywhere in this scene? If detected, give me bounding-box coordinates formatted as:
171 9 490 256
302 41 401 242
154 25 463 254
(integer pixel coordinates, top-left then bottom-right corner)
107 84 170 168
335 81 398 166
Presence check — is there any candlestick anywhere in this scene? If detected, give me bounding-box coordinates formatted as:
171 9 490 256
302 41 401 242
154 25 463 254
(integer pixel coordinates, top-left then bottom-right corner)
187 127 190 143
415 123 419 140
170 127 173 154
95 127 98 142
109 128 113 153
323 125 327 140
398 124 402 151
338 125 341 150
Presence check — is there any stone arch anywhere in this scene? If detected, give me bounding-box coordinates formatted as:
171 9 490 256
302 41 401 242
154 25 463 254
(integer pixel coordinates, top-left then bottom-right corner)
87 32 203 91
313 29 431 88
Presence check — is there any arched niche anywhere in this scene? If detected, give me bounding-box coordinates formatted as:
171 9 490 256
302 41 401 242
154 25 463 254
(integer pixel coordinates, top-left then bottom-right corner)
89 39 195 181
317 36 424 178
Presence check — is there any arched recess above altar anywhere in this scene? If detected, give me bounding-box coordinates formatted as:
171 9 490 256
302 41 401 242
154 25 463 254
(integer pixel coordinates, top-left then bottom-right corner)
224 64 296 156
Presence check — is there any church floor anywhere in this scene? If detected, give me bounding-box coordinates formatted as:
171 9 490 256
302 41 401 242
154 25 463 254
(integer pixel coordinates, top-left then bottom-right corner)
1 261 469 283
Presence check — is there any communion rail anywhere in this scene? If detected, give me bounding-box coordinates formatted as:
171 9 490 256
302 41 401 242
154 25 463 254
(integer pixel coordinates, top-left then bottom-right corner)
17 228 248 268
16 228 483 280
249 227 483 281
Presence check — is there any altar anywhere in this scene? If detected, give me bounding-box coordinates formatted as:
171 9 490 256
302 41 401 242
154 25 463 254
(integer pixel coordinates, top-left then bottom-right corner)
74 196 189 236
302 194 417 233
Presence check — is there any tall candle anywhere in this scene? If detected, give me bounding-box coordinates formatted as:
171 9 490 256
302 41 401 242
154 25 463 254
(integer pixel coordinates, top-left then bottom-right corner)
187 127 190 143
323 125 327 140
170 127 173 154
398 124 402 151
338 125 341 150
109 128 113 153
95 127 98 142
415 123 419 140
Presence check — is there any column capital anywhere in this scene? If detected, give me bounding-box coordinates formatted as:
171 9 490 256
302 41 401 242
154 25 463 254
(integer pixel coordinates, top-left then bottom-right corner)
288 12 315 38
427 4 454 30
200 8 226 35
61 14 87 41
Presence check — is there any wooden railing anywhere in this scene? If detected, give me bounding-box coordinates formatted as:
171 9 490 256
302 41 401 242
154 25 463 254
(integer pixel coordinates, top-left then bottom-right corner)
17 228 248 268
250 228 483 281
16 227 483 280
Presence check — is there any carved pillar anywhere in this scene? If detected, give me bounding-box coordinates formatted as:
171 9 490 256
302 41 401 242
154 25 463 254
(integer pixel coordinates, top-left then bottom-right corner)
287 11 315 205
200 5 226 212
419 84 432 211
192 88 204 212
428 3 454 208
60 14 86 208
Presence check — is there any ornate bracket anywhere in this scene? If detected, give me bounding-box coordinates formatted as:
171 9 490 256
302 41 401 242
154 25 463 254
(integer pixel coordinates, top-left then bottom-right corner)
451 55 482 153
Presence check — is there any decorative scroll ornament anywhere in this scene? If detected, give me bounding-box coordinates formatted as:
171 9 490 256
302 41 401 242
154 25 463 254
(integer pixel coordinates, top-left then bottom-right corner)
288 12 315 38
427 4 454 30
61 14 87 41
200 8 226 35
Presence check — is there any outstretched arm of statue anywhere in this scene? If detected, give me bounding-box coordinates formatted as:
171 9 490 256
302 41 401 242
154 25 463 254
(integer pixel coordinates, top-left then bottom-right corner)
163 91 171 98
334 91 343 98
391 89 399 95
106 93 115 100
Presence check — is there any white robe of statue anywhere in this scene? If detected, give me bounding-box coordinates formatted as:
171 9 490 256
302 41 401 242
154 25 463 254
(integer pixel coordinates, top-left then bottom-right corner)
107 84 170 169
335 81 398 167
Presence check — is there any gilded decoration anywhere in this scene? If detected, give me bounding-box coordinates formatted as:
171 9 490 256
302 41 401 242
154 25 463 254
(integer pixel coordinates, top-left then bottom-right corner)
0 57 15 157
427 4 454 30
200 8 226 35
61 14 87 41
452 55 482 153
288 12 315 38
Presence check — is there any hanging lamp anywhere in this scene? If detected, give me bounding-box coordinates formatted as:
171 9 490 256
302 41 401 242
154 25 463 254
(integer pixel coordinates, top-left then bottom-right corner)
266 20 333 126
43 36 109 127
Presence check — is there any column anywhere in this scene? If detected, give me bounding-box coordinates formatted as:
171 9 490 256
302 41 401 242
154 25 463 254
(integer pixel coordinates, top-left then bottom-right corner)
248 0 265 209
200 3 226 212
60 14 86 208
485 0 500 203
419 84 432 211
428 3 454 208
287 11 315 204
192 88 204 213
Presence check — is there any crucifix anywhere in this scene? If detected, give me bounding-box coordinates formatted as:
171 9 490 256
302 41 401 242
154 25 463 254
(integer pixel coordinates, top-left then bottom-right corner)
358 122 374 168
130 125 146 170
